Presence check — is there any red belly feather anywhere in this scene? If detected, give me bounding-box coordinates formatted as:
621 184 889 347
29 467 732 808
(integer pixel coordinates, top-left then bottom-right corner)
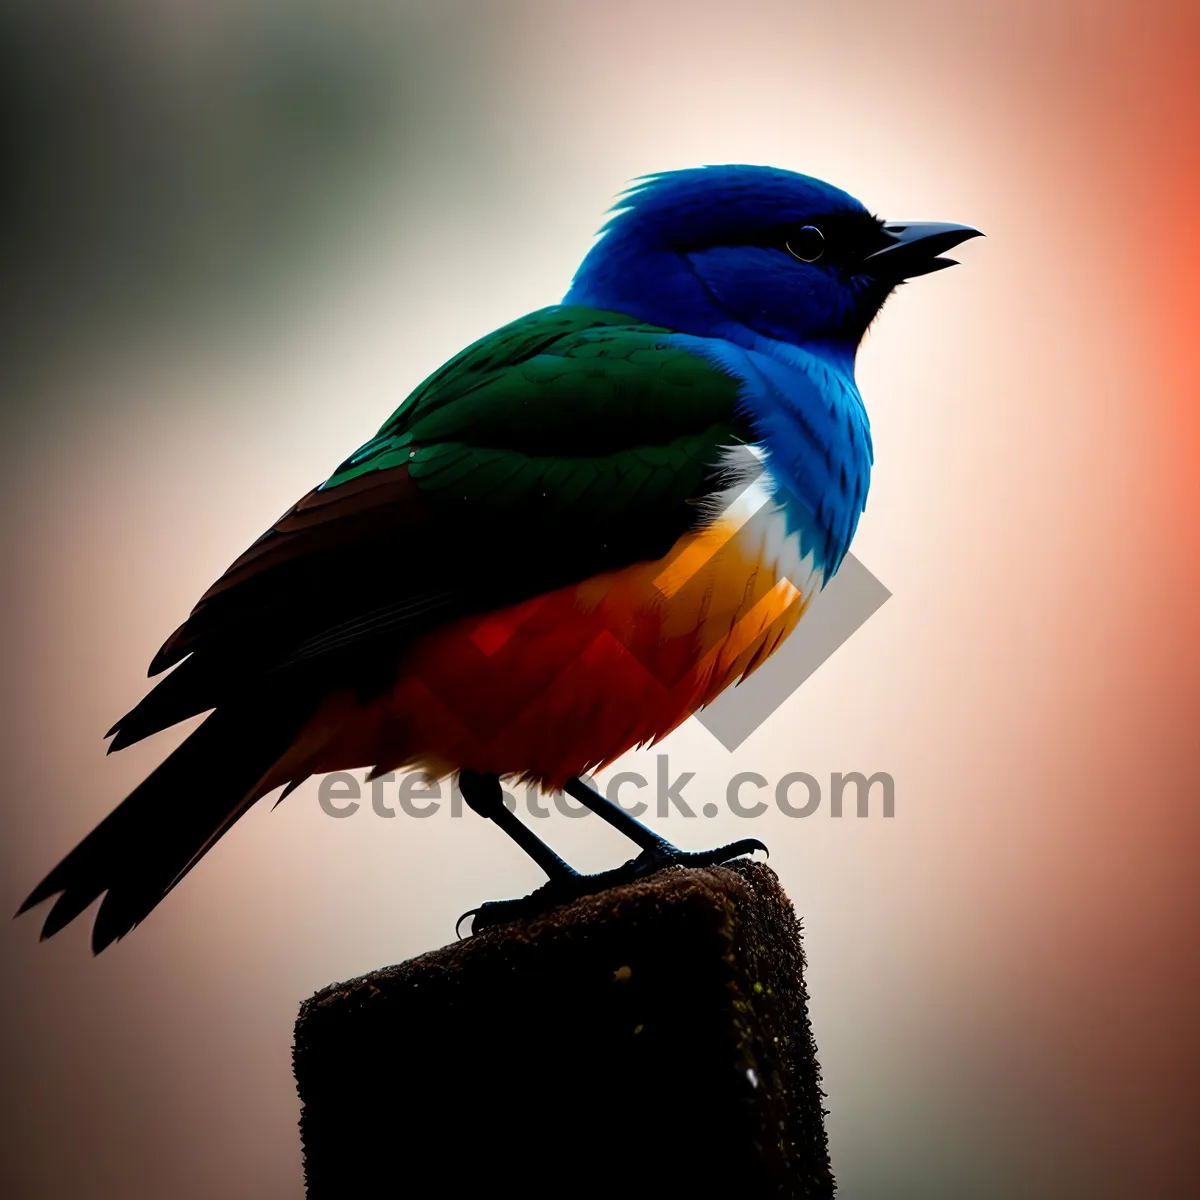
268 526 808 790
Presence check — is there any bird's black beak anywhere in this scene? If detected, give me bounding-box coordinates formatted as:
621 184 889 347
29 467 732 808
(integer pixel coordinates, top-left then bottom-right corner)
861 222 983 280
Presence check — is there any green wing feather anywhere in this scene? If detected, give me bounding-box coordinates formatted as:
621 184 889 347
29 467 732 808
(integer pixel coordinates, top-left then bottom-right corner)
324 307 741 485
111 305 748 749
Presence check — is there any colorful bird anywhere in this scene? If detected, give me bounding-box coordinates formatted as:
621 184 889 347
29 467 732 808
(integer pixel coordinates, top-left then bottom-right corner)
18 165 980 950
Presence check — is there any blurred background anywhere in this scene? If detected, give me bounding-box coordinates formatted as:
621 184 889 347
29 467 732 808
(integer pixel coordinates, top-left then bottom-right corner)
1 1 1197 1196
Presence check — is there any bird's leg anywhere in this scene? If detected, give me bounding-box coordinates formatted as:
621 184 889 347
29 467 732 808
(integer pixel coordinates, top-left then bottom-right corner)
456 770 585 936
561 777 674 854
562 776 768 873
459 771 767 936
458 770 579 882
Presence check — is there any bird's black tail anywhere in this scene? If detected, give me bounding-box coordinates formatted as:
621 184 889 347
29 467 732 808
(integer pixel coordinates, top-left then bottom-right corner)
17 703 305 953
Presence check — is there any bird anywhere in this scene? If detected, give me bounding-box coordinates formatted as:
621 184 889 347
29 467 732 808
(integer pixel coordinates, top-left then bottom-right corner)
17 164 980 951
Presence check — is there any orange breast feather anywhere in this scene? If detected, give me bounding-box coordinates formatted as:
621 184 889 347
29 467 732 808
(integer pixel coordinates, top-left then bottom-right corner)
272 509 814 790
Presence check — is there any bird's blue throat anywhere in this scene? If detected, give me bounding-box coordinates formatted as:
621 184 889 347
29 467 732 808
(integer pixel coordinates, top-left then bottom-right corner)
666 331 872 582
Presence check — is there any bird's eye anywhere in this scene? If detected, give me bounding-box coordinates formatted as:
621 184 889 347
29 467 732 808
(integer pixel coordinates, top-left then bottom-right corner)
786 226 825 263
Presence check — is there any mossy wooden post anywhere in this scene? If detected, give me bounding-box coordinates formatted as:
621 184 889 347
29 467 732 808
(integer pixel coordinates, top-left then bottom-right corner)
293 861 834 1198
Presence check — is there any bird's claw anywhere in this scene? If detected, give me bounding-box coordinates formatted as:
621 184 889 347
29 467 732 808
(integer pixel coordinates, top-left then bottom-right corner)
632 837 768 874
458 837 769 936
458 876 585 937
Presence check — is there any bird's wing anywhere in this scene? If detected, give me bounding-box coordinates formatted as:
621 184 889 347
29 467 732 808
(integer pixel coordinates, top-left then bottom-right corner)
108 305 751 750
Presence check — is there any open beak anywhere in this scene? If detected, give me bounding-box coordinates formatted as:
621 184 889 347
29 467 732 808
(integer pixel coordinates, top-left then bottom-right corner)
862 221 983 280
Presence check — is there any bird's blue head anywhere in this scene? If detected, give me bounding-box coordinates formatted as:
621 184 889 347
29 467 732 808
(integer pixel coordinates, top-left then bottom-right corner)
565 164 980 361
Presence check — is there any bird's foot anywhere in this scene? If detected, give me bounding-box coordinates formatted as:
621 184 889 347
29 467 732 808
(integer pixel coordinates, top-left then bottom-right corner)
628 836 769 875
458 836 767 936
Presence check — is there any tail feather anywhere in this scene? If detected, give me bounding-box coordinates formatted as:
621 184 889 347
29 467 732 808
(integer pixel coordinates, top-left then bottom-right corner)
105 654 222 752
18 703 303 953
